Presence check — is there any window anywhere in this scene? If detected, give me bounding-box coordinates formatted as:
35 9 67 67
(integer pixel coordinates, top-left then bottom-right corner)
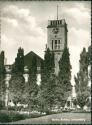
55 40 57 44
58 40 60 44
52 40 53 50
58 40 60 49
54 40 60 50
55 40 57 49
60 20 62 24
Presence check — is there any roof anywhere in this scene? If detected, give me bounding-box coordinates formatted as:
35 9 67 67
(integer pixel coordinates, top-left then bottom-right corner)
24 51 44 68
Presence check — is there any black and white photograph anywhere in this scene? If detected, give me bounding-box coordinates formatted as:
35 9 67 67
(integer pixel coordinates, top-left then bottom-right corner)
0 0 91 124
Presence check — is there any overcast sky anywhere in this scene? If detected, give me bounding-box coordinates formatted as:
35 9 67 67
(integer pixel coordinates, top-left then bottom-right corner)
0 1 91 85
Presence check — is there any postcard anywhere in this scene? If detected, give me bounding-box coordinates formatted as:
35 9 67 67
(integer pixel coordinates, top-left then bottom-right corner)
0 0 91 124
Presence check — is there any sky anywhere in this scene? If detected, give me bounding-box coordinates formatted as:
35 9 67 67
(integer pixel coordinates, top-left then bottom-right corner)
0 1 91 85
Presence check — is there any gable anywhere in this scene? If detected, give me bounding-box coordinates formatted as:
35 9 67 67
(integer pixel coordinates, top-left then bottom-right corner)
24 51 44 68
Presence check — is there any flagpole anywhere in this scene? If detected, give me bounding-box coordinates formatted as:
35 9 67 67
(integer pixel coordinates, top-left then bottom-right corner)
57 5 58 20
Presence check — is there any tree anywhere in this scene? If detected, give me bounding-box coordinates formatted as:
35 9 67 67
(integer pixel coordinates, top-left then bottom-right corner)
74 48 89 92
74 47 91 109
0 51 5 74
9 74 25 105
54 78 65 107
44 48 54 76
24 55 39 110
39 48 56 113
87 46 91 86
87 46 91 65
77 91 90 109
6 47 26 108
0 77 6 108
12 47 24 73
0 51 6 106
58 47 72 106
40 74 57 113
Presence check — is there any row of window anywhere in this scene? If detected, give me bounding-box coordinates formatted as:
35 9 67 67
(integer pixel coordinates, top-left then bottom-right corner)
50 20 64 25
52 40 61 50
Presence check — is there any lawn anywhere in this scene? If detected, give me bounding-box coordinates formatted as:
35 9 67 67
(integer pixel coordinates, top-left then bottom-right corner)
0 110 45 123
8 112 91 124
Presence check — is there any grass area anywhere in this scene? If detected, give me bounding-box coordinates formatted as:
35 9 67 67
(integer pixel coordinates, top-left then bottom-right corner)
0 110 26 123
1 111 91 124
0 110 45 123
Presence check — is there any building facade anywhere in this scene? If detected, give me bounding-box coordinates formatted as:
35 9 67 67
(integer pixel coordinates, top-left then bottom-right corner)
47 19 68 75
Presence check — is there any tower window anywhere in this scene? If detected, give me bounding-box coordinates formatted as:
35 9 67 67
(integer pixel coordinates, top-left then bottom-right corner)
58 40 61 49
55 40 57 50
52 40 53 50
55 40 57 44
54 40 61 50
58 40 60 44
60 20 62 24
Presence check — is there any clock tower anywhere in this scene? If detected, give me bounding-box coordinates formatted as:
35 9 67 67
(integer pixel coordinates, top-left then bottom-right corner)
47 19 68 75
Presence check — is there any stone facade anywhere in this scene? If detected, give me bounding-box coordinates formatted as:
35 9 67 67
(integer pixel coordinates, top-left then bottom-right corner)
47 19 68 75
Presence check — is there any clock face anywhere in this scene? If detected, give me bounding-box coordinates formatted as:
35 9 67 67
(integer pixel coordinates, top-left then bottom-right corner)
52 27 59 34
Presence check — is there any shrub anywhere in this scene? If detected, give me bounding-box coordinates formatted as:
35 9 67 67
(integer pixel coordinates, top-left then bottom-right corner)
0 110 46 123
9 113 25 121
0 100 5 110
0 112 10 122
29 113 42 118
0 111 26 123
8 106 16 111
